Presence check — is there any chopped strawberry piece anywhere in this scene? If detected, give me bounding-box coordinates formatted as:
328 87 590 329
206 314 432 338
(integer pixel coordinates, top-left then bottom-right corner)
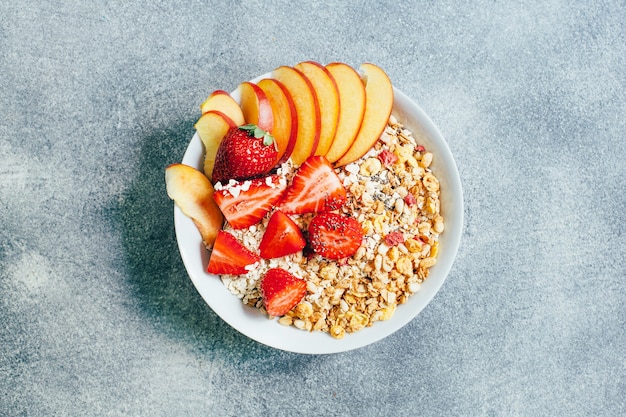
278 156 346 215
260 268 307 317
384 231 405 247
404 192 417 207
259 211 306 259
416 145 426 152
377 149 398 167
207 230 260 275
213 175 287 229
308 212 363 260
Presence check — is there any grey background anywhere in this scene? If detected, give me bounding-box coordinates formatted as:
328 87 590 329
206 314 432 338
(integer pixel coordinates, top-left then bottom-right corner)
1 1 624 416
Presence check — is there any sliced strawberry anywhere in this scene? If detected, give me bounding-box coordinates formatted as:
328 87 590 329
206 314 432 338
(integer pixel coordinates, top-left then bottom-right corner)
213 175 287 229
259 210 306 259
278 155 346 214
207 230 260 275
260 268 307 317
308 212 363 260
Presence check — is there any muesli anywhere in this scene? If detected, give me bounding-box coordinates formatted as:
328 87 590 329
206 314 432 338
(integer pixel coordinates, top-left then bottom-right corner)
220 115 444 339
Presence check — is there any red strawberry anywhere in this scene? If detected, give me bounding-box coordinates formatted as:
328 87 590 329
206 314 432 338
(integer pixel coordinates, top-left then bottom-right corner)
308 212 363 260
207 230 260 275
212 124 278 183
213 174 287 229
259 210 306 259
260 268 307 316
278 155 346 214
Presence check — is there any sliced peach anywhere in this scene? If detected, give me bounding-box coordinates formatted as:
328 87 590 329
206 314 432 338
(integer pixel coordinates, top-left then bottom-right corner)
199 90 245 126
237 81 273 132
271 66 320 166
335 63 393 167
193 110 237 181
323 63 366 164
257 78 298 164
294 61 339 157
165 164 224 248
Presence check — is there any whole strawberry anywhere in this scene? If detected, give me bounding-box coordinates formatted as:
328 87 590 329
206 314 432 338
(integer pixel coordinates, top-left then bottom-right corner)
211 124 278 183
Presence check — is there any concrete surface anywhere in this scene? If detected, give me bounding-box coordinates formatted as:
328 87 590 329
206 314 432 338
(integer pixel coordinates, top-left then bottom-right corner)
1 1 624 416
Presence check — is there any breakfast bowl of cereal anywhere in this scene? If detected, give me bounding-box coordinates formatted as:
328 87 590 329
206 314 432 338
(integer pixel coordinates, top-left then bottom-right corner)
166 62 462 354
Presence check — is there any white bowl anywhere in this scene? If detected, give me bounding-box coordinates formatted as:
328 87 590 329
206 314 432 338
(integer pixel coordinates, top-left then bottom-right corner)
174 74 463 354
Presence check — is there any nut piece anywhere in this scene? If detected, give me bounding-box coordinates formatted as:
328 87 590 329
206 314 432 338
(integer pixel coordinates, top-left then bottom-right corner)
359 157 382 176
419 152 433 168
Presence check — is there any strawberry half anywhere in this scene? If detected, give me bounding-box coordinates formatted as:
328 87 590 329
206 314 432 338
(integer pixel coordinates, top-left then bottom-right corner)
260 268 307 317
207 230 260 275
213 175 287 229
259 210 306 259
212 124 278 183
278 155 346 214
308 212 363 260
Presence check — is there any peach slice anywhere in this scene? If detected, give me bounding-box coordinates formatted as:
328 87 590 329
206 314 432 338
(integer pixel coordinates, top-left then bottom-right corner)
323 63 366 164
199 90 245 126
237 81 273 132
271 66 320 166
294 61 339 157
257 78 298 164
335 63 393 167
193 110 237 181
165 163 224 248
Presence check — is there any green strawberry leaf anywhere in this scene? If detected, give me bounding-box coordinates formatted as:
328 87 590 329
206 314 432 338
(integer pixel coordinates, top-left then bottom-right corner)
240 124 275 149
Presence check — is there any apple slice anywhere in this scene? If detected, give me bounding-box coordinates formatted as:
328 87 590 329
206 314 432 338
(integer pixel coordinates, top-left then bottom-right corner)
335 63 393 167
257 78 298 164
323 63 366 164
199 90 245 126
237 81 273 132
294 61 339 157
165 163 224 248
271 66 320 166
193 110 237 181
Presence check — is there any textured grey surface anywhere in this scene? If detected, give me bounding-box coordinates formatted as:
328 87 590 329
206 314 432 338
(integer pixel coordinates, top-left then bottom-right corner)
1 1 624 416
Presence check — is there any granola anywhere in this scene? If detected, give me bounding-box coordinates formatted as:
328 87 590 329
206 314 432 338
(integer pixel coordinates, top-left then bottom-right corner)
221 115 444 338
